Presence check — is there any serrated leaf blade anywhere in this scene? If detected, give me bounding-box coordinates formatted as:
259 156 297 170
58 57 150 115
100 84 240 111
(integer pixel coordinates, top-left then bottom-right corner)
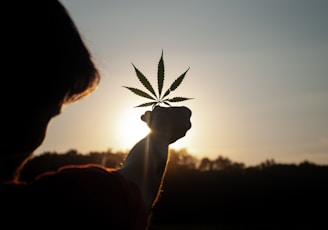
163 101 171 106
134 101 158 108
123 86 156 100
167 96 193 102
157 50 164 98
161 88 171 99
132 64 157 98
169 67 190 92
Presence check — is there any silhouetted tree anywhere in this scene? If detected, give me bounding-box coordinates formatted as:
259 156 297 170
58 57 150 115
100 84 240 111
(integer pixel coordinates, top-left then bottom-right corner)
198 157 213 171
168 148 197 170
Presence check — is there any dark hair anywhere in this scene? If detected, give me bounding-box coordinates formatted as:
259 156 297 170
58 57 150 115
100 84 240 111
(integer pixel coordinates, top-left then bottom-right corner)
1 0 101 182
4 0 100 106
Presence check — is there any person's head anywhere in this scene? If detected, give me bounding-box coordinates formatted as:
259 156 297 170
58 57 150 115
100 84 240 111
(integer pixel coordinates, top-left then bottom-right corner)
2 0 100 182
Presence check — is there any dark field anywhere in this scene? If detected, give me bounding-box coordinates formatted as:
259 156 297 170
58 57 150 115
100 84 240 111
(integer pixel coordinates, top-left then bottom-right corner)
21 150 328 229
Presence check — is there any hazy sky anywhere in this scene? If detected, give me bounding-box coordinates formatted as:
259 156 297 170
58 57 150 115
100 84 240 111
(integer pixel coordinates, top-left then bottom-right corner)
36 0 328 166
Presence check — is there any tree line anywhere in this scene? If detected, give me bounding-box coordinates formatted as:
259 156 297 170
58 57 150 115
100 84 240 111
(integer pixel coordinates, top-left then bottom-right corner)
20 149 328 228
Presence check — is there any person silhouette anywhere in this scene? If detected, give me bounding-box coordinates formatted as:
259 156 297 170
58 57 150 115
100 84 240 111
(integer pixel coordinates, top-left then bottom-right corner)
1 0 192 229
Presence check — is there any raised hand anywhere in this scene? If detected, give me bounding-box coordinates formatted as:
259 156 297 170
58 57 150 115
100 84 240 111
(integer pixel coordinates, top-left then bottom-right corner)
119 106 192 213
141 106 192 144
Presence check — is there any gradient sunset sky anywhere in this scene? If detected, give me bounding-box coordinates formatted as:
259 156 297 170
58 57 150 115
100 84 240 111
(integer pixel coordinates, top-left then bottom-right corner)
35 0 328 166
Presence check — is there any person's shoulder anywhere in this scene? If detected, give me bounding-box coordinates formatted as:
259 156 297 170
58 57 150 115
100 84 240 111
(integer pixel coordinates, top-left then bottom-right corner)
34 164 120 189
33 164 143 201
33 164 148 226
1 164 148 227
37 163 115 177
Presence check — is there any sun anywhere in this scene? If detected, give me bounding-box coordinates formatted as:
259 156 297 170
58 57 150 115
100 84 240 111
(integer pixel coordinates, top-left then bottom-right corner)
116 107 193 152
117 109 150 150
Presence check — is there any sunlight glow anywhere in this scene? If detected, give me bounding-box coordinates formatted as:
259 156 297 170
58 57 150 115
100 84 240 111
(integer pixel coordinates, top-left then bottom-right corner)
117 109 150 150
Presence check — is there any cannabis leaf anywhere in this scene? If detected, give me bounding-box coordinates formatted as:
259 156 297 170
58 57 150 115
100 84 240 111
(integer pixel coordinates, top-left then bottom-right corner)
123 50 193 109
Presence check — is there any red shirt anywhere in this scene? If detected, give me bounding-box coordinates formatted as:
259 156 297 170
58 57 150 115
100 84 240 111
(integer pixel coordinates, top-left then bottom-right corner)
1 164 148 229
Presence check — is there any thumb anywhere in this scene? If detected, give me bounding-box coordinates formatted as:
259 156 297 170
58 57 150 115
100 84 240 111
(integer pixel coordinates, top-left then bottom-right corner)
141 111 152 126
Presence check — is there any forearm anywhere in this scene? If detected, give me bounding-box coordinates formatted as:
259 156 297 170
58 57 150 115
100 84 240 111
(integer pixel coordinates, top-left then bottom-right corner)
117 134 169 212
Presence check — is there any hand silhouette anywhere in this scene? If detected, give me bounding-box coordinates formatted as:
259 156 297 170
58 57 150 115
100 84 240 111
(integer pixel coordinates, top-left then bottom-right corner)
141 106 192 144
